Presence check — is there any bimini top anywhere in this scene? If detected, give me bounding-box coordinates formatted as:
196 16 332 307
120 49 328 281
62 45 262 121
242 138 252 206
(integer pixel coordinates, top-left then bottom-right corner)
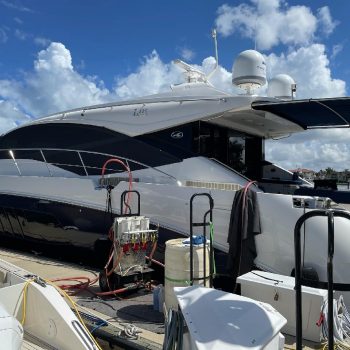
252 97 350 129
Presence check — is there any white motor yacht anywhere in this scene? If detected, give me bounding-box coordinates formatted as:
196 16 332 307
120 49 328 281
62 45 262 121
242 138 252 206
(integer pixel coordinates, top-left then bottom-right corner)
1 49 350 304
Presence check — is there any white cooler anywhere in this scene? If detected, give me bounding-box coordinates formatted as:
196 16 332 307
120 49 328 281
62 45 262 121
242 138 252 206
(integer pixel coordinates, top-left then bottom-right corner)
237 271 328 343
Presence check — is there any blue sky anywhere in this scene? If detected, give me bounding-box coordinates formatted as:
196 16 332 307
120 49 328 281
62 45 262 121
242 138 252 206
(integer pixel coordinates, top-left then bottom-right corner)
0 0 350 171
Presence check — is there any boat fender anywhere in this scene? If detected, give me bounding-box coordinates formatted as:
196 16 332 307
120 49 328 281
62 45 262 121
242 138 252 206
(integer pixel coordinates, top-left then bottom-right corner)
153 284 164 313
291 267 319 282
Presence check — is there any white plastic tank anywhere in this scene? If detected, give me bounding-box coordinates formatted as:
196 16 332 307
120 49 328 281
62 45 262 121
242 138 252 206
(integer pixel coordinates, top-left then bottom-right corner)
164 238 210 311
267 74 296 100
232 50 267 91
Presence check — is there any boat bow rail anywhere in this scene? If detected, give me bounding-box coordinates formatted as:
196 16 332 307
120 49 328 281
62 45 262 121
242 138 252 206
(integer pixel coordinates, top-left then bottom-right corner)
0 147 178 185
294 209 350 350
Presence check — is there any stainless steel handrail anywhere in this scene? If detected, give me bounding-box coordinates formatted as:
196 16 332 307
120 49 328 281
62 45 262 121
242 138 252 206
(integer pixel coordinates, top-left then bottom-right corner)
0 147 177 181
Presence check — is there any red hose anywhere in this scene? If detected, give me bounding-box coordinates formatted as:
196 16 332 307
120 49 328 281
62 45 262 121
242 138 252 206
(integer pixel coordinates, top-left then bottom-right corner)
145 256 165 268
241 180 257 220
94 283 140 296
53 159 154 298
101 158 133 214
50 276 98 296
50 276 142 297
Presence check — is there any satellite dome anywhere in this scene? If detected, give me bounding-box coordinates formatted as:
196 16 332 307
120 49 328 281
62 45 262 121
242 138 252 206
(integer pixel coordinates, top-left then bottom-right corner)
267 74 296 100
232 50 267 93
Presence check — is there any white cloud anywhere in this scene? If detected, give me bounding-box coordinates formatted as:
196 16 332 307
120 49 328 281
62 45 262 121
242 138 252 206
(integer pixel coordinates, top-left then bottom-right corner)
0 0 33 13
266 129 350 171
194 56 234 93
14 17 23 25
0 28 8 43
180 47 195 61
14 28 29 40
0 100 30 134
264 44 348 171
215 1 337 50
331 44 343 60
114 50 183 99
317 6 338 36
34 36 51 47
265 44 346 98
0 42 112 125
215 3 257 39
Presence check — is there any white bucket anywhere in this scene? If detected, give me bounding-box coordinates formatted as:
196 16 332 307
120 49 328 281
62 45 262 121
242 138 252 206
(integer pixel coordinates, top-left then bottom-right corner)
164 238 210 311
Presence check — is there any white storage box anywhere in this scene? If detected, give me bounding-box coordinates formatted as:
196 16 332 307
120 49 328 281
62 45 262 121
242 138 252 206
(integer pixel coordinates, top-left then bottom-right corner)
237 271 328 343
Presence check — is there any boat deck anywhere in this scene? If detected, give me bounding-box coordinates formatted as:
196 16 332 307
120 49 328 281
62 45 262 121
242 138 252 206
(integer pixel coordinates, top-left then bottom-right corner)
0 246 318 350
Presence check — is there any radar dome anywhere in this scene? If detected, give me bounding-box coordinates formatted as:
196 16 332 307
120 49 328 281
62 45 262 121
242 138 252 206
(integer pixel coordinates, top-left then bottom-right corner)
232 50 267 93
267 74 296 100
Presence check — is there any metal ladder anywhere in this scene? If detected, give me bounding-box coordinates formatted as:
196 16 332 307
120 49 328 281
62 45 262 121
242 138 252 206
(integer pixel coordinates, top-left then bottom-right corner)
189 193 214 288
294 209 350 350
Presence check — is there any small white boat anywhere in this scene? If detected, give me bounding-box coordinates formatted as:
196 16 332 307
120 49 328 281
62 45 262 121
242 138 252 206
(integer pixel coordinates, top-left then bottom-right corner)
0 258 100 349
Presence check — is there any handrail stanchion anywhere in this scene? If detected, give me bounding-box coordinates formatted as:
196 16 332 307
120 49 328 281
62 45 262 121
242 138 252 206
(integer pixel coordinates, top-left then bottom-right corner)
294 209 350 350
189 193 214 287
327 211 334 350
0 147 178 183
77 151 89 176
39 149 52 177
294 215 303 350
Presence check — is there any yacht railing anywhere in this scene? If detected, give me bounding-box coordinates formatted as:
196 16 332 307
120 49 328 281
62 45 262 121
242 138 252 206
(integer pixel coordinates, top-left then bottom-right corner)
0 148 177 183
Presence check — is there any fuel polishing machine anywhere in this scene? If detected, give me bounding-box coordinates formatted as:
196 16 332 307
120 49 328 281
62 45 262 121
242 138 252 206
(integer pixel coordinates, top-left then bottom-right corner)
99 190 158 292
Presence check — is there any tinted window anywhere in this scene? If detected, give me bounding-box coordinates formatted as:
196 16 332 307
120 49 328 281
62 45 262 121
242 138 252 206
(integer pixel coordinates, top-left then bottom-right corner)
137 123 196 159
0 123 181 172
138 121 263 177
194 122 263 177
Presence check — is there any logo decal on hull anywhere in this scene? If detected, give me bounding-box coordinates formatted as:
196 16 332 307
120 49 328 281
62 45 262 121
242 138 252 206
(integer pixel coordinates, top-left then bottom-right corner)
171 131 183 139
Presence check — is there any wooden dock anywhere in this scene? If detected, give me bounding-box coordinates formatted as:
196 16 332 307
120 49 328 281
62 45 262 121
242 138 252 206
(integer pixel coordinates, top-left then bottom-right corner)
0 246 164 350
0 246 320 350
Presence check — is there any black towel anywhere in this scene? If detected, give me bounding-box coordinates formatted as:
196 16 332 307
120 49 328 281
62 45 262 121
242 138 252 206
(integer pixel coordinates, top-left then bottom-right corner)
227 186 261 284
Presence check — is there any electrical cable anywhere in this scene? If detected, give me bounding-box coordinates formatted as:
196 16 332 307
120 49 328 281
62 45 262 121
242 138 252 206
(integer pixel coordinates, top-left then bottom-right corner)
163 308 184 350
209 221 216 277
320 296 350 350
20 278 34 325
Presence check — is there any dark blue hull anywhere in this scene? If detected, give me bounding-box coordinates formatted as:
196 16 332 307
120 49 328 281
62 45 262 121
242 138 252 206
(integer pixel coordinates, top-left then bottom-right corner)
0 193 185 263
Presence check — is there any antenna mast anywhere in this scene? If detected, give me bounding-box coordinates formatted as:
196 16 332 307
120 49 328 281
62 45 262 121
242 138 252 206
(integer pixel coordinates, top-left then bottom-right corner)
207 28 219 79
212 28 218 67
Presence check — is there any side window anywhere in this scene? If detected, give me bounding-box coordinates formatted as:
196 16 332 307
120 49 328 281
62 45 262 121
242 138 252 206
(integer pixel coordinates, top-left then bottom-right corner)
0 123 182 172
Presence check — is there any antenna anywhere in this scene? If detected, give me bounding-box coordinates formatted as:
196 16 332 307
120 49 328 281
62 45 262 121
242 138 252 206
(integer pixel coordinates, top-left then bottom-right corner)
212 28 219 68
207 28 219 79
172 29 219 86
173 59 207 83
